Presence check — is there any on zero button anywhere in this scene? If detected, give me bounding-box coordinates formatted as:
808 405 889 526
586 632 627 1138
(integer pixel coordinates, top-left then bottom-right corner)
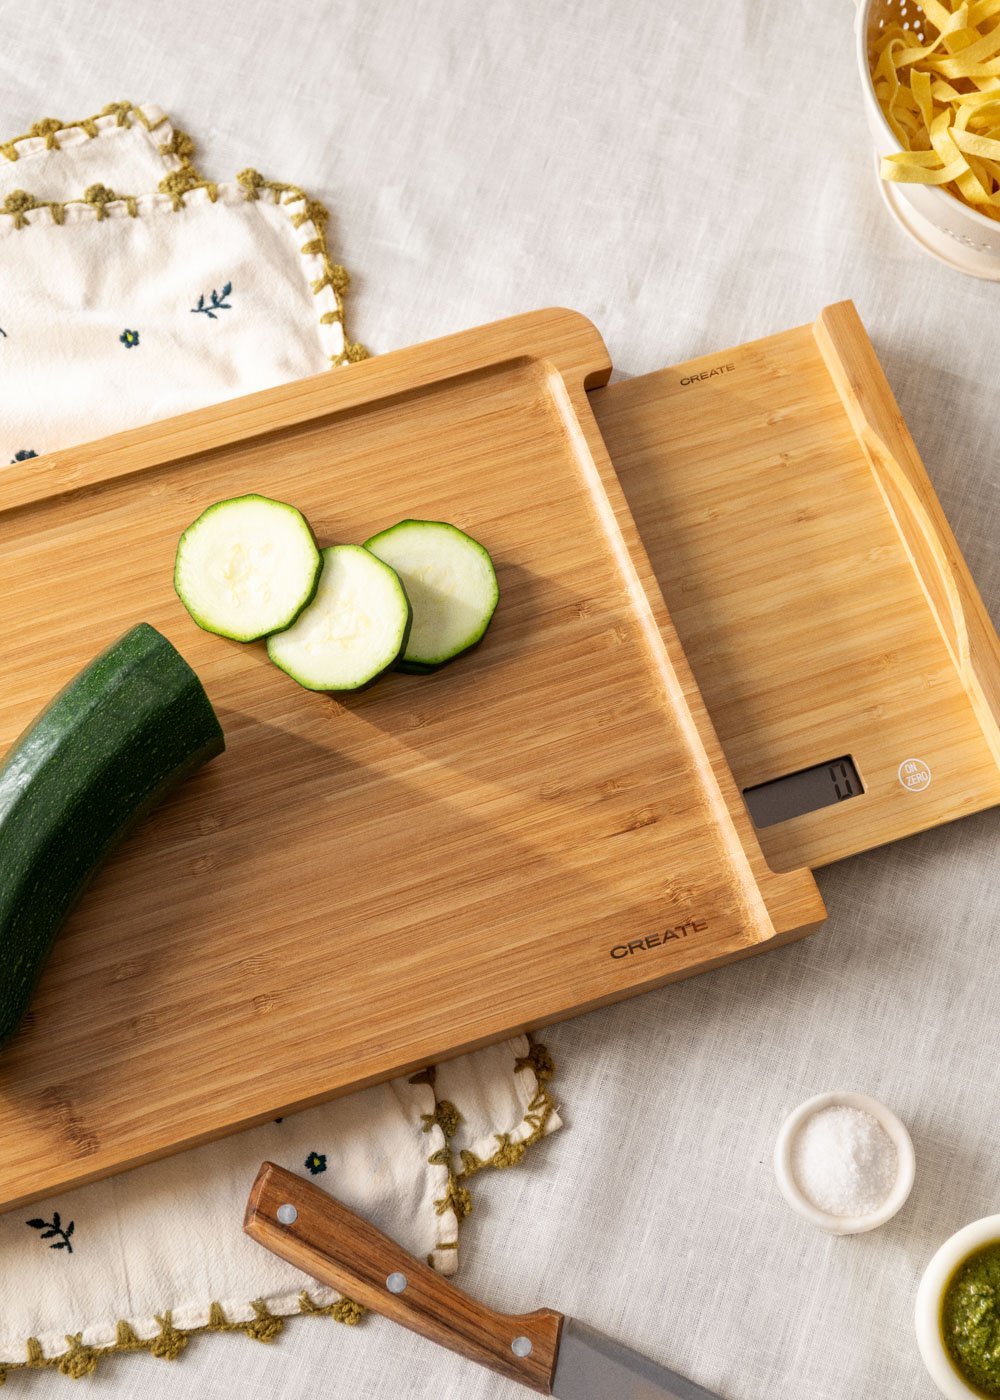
898 758 932 792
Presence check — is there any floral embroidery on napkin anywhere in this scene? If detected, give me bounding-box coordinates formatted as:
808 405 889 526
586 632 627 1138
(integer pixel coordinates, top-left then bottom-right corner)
25 1211 75 1254
191 282 233 318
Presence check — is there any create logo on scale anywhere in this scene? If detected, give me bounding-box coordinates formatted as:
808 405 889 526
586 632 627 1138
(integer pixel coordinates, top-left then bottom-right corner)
679 362 736 387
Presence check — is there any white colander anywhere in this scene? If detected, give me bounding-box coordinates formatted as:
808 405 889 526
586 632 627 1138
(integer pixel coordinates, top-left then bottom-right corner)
854 0 1000 278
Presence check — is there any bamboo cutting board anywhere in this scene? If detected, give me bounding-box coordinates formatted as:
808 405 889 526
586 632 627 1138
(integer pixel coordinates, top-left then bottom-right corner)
0 309 824 1210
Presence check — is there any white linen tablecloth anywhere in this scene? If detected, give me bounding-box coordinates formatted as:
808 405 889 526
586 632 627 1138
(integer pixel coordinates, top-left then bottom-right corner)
1 1 998 1396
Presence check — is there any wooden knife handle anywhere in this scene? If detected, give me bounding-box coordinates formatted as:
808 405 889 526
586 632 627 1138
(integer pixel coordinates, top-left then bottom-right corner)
244 1162 563 1394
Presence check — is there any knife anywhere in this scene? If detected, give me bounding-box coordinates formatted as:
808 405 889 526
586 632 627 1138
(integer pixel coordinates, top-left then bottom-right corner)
244 1162 723 1399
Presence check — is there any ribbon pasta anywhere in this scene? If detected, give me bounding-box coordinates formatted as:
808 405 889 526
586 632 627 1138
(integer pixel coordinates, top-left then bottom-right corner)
874 0 1000 217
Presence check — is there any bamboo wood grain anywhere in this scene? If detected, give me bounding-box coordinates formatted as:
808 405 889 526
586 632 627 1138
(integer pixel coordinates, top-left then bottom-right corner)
244 1162 562 1393
593 301 1000 870
0 309 824 1212
815 301 1000 768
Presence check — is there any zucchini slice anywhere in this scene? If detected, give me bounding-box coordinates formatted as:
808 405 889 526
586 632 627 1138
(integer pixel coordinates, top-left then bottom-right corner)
0 624 224 1048
363 519 499 671
174 494 321 641
267 545 412 691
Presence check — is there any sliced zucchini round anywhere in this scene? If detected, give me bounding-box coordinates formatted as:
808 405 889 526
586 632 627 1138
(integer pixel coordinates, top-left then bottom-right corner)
266 545 412 691
363 519 499 671
174 494 321 642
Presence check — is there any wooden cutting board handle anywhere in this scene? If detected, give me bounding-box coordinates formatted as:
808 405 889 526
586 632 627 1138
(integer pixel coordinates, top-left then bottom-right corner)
244 1161 563 1393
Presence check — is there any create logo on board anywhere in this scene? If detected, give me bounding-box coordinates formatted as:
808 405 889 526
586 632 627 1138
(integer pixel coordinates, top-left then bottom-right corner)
609 919 709 960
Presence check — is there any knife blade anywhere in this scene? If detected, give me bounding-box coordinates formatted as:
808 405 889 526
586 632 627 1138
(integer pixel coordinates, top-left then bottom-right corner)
244 1162 723 1399
552 1316 720 1400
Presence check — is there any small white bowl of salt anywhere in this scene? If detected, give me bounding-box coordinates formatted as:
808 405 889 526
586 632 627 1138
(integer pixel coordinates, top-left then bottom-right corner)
773 1091 915 1235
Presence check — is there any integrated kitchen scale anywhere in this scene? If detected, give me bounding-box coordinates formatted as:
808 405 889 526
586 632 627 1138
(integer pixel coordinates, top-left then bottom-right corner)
594 299 1000 871
0 299 997 1209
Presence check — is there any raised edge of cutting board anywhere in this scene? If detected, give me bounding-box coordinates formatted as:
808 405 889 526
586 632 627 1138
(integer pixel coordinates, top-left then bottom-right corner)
0 309 824 1211
593 300 1000 870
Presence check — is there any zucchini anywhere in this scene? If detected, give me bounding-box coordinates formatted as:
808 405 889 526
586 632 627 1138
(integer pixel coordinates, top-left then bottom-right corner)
0 623 224 1047
174 494 321 641
363 519 499 671
267 545 412 691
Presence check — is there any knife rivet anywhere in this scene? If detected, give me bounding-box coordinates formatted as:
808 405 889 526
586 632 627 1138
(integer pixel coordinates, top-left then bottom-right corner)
386 1272 408 1294
511 1336 533 1358
276 1203 297 1225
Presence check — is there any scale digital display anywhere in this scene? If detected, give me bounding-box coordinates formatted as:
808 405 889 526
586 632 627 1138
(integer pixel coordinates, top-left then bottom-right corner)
743 756 863 829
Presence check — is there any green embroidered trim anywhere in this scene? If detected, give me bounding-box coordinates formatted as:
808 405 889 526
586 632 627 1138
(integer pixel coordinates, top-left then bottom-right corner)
0 1293 365 1384
419 1037 558 1269
85 185 139 220
0 170 366 367
417 1071 472 1266
233 168 368 365
0 101 201 182
459 1040 558 1177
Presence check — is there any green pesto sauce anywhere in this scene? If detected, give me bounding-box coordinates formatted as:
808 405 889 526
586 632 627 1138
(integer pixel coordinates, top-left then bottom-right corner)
942 1242 1000 1398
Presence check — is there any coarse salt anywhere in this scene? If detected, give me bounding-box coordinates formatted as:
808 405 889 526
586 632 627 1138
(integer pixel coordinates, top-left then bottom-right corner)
791 1105 898 1217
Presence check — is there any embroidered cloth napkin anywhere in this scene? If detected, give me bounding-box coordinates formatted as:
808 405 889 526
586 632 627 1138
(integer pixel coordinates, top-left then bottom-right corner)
0 102 560 1384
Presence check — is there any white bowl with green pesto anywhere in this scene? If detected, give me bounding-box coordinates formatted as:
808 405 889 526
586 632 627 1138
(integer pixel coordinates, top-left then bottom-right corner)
916 1216 1000 1400
773 1091 914 1236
